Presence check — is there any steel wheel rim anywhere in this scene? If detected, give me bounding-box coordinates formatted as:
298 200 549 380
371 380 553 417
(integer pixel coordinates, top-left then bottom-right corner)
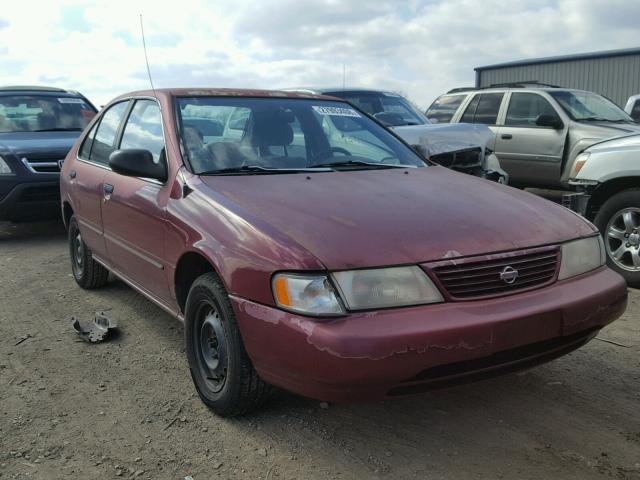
605 207 640 272
72 231 85 276
196 303 228 393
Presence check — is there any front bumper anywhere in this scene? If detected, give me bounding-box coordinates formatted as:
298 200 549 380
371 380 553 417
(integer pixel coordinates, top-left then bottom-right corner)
231 267 627 402
0 178 61 222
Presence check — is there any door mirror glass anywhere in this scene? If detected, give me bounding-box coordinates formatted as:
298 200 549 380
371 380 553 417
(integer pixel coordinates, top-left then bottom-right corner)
535 114 563 129
108 149 167 182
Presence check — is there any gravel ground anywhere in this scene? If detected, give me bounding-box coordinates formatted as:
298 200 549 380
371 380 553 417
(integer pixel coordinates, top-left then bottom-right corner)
1 220 639 480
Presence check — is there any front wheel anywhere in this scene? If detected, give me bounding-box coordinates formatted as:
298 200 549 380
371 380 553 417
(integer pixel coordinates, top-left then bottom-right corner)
594 189 640 287
184 273 272 416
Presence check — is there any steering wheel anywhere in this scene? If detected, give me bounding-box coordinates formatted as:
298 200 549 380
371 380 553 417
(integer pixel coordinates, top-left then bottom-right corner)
330 147 352 156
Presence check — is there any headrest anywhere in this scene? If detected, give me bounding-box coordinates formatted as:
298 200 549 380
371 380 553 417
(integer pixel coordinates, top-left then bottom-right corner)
250 109 294 147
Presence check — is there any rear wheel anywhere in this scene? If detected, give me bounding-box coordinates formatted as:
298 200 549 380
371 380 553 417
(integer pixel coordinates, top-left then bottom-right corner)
184 272 272 416
68 215 109 289
594 189 640 287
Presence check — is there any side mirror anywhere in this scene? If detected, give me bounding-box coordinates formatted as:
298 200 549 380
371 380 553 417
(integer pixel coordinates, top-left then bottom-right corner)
108 149 167 182
536 114 563 129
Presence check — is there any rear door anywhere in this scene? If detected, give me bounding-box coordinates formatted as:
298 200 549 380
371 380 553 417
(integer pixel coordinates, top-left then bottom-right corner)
100 98 171 302
495 92 567 186
456 92 505 149
72 101 130 257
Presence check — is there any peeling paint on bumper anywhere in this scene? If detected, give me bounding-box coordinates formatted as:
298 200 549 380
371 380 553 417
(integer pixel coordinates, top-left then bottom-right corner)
231 267 627 403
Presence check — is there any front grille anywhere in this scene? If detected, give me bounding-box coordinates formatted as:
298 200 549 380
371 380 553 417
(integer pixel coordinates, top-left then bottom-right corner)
430 147 482 171
21 157 62 174
431 247 560 300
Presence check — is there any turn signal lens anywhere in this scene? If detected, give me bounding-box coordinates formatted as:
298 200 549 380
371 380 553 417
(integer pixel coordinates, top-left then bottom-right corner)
272 273 344 316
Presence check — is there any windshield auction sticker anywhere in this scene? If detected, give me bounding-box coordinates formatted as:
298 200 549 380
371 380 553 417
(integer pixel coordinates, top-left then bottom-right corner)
312 106 361 117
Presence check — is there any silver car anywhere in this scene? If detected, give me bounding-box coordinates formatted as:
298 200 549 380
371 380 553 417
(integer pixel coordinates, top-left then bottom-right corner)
427 85 640 188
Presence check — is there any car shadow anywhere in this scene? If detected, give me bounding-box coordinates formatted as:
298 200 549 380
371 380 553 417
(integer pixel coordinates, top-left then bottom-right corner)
0 220 66 243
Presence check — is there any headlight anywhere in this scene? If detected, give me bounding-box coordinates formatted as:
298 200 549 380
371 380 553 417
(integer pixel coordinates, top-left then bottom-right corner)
0 155 12 174
558 236 605 280
272 273 344 316
572 152 590 176
332 266 443 310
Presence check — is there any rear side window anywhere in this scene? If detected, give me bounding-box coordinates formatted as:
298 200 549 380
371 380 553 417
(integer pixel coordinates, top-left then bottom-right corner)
461 93 504 125
89 101 129 165
78 122 99 159
426 95 466 123
505 93 558 126
120 100 165 164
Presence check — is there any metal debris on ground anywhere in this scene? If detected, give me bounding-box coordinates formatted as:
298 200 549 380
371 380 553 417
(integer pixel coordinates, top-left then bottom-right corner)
72 311 118 343
14 334 32 346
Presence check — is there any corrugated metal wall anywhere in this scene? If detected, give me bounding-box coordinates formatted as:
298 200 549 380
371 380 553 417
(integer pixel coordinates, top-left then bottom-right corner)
477 54 640 107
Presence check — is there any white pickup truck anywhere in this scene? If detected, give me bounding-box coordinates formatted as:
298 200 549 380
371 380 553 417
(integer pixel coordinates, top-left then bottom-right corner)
565 134 640 286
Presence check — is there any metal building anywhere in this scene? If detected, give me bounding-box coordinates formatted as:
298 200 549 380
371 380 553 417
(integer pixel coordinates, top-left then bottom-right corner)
475 47 640 107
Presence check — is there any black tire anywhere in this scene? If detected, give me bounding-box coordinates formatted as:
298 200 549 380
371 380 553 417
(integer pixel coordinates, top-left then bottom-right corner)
68 215 109 289
594 189 640 288
184 272 272 416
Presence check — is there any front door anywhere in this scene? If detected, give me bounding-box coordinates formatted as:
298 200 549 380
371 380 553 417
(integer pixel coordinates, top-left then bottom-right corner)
101 99 171 302
494 92 567 187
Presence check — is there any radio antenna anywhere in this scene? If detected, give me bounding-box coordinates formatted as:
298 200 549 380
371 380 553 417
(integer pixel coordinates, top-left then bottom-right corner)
139 14 156 94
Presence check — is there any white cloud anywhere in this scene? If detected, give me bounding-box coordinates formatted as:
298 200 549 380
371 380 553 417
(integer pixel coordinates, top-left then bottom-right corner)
0 0 638 107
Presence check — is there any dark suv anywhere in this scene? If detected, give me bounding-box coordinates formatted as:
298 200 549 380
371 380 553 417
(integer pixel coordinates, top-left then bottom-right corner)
0 86 97 222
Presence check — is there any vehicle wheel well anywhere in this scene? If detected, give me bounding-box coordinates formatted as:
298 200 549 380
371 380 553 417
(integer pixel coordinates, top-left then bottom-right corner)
587 177 640 220
63 202 74 229
174 252 217 314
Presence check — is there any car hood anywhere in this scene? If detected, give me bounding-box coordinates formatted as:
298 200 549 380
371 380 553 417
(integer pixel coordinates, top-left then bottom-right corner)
571 121 640 143
392 123 493 157
0 131 80 158
586 133 640 153
199 166 594 270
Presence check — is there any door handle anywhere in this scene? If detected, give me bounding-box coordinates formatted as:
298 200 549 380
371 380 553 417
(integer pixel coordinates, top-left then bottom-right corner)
501 134 513 140
103 183 114 195
69 170 76 179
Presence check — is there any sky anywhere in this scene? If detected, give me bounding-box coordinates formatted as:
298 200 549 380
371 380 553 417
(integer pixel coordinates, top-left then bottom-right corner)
1 0 639 108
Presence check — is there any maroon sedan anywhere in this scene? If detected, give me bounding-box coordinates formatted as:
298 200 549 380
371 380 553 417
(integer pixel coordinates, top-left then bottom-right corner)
60 89 627 416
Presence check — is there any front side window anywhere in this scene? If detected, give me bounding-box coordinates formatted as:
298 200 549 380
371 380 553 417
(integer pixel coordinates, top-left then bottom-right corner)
549 90 634 122
505 93 559 126
120 100 165 164
176 97 427 174
426 95 466 123
90 101 130 165
0 95 96 133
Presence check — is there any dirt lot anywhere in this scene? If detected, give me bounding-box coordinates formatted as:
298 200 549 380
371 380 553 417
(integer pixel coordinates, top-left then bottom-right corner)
1 221 639 480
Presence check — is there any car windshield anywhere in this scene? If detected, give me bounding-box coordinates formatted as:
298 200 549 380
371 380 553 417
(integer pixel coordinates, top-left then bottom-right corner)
323 91 429 126
176 97 427 174
0 95 96 133
549 91 634 122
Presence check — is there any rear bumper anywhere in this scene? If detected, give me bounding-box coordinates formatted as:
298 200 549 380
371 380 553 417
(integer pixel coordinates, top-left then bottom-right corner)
232 267 627 402
0 178 60 222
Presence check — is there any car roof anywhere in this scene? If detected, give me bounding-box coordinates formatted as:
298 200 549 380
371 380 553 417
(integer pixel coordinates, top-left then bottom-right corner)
0 85 85 96
442 86 591 96
287 87 401 96
110 88 341 103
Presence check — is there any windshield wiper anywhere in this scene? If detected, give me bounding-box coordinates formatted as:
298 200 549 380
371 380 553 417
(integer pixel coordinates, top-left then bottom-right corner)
310 159 415 169
200 165 332 175
31 127 83 132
